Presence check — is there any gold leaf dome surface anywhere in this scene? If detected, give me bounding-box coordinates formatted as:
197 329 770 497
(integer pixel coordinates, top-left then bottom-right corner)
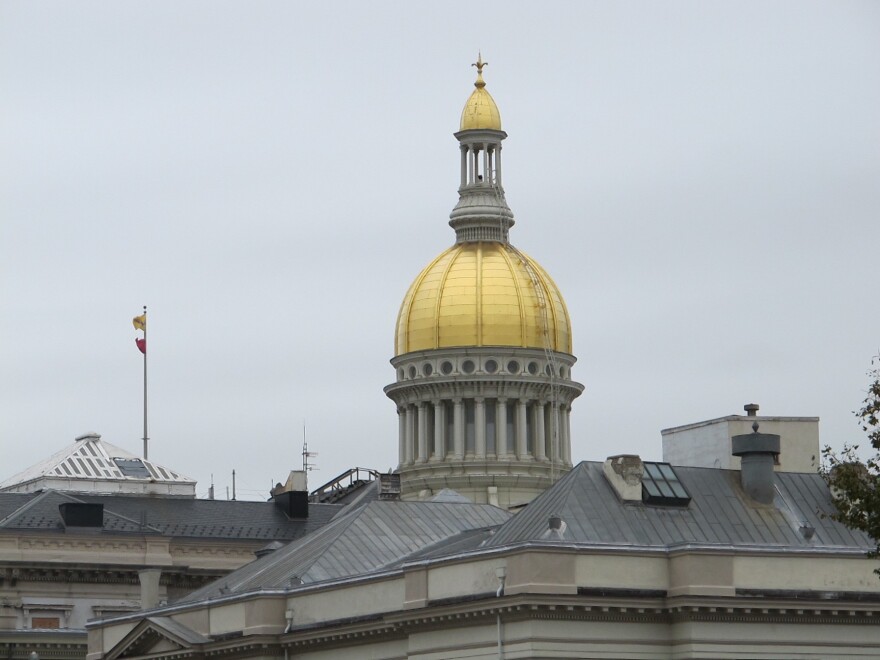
395 242 573 356
459 55 502 131
460 86 502 131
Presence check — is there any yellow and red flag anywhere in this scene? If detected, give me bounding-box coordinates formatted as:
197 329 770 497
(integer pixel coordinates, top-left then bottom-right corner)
132 314 146 331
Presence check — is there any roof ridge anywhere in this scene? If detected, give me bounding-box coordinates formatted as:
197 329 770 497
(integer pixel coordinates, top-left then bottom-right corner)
0 489 85 527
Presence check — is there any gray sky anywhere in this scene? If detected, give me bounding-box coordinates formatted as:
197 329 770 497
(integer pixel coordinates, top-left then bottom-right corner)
2 1 878 500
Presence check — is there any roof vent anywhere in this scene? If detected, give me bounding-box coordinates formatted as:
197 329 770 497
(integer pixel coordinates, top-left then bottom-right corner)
732 422 780 504
59 502 104 528
541 514 567 540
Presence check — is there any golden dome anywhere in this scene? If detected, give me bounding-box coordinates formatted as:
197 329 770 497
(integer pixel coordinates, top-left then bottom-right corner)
395 242 573 356
460 54 502 131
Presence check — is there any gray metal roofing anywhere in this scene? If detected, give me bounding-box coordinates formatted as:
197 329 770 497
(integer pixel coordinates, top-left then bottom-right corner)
144 616 209 645
180 499 512 602
0 490 341 541
485 462 874 551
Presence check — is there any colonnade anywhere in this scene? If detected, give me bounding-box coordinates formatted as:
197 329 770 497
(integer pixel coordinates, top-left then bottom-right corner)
398 396 571 467
460 142 502 188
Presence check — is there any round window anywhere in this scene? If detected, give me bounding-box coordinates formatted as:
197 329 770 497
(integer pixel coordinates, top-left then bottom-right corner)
462 360 475 374
507 360 520 374
484 359 498 374
528 362 539 375
441 361 453 375
423 363 433 376
409 366 417 379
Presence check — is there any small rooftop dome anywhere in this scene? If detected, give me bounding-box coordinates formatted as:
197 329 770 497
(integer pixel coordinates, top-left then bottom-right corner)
460 53 502 131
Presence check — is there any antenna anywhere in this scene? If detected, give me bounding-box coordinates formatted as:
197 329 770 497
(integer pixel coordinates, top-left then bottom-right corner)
302 422 318 473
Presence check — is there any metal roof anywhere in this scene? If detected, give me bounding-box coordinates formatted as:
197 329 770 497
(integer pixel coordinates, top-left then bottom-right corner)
0 490 342 541
485 462 873 551
180 499 511 602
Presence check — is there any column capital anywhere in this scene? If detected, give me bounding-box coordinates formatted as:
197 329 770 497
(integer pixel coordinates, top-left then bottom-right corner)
474 396 484 404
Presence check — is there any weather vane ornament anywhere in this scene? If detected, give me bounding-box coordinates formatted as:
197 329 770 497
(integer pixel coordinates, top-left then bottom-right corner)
472 52 488 88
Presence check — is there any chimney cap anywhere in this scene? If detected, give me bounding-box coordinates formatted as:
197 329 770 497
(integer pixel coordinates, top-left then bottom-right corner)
744 403 760 416
732 432 780 456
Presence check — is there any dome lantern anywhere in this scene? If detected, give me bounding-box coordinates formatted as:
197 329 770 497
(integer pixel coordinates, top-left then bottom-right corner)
450 54 513 244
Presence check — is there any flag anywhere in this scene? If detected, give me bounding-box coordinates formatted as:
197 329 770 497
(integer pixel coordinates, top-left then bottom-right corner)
133 314 146 331
136 338 146 354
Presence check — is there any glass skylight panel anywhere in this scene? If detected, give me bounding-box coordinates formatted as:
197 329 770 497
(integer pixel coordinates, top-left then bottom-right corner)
642 462 691 506
113 458 152 478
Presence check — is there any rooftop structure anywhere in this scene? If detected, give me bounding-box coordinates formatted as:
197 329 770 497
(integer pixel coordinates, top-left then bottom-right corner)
0 433 196 497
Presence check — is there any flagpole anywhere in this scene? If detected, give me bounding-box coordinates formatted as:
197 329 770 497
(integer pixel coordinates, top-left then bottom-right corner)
142 305 149 461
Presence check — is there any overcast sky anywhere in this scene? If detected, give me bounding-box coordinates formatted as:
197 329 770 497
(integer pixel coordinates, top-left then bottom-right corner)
2 1 878 500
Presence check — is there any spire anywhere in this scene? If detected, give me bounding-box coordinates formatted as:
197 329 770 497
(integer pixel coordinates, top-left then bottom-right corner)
451 56 513 243
472 52 488 89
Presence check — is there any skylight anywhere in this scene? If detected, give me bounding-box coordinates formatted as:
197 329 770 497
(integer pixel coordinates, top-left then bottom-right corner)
112 458 152 479
642 462 691 506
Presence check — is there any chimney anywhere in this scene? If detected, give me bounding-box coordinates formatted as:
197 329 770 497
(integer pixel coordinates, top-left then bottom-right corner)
603 455 644 502
59 502 104 529
271 470 309 518
378 473 401 500
732 422 780 504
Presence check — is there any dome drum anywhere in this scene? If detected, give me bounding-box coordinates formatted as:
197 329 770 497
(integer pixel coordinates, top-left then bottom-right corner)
388 346 578 386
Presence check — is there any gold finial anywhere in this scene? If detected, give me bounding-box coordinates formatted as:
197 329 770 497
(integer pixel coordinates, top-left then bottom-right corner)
471 52 488 88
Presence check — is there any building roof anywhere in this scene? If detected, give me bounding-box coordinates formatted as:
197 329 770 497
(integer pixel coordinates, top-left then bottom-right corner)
180 498 512 602
0 433 196 496
0 489 341 541
484 461 873 551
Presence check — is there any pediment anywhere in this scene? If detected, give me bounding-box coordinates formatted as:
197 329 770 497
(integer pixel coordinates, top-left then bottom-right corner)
107 617 206 660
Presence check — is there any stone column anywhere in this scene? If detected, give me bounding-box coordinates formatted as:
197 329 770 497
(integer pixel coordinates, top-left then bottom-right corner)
475 397 486 459
496 398 508 458
516 398 529 460
416 402 428 463
460 144 468 188
534 401 546 461
432 400 444 462
561 405 571 465
482 143 489 183
471 149 479 184
404 405 414 466
496 144 502 187
398 407 406 467
453 398 464 459
550 402 565 463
